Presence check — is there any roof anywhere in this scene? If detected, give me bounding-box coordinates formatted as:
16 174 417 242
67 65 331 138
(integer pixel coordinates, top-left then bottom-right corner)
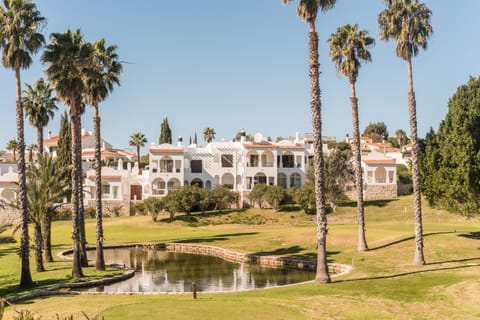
150 148 185 153
363 159 396 165
87 175 122 180
0 181 16 185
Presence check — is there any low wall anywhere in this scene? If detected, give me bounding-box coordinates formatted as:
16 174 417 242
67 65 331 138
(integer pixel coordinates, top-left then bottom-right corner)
141 242 351 277
345 184 397 201
0 207 20 225
86 199 131 217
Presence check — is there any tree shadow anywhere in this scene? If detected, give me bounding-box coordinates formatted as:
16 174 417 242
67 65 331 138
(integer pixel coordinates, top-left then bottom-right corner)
369 231 456 251
334 264 479 284
251 246 340 263
159 209 247 223
0 236 16 244
339 198 398 208
457 232 480 240
174 232 259 244
0 246 18 258
426 257 480 266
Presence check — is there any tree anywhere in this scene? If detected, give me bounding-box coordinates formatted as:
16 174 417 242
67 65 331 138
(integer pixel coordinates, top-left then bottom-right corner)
264 185 286 211
328 23 373 252
1 0 46 288
421 77 480 217
159 117 172 144
42 29 94 278
26 143 37 162
283 0 336 283
22 78 57 154
194 132 198 145
395 129 409 149
84 38 122 271
203 127 216 143
324 148 354 211
379 0 432 265
56 111 72 200
6 138 17 161
248 183 268 208
363 121 389 143
129 132 147 164
26 154 65 272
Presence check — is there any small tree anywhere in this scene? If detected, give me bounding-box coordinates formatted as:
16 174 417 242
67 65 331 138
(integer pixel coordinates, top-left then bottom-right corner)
264 185 286 211
144 197 164 222
248 183 268 208
6 139 17 161
293 183 316 214
211 186 235 211
363 121 389 143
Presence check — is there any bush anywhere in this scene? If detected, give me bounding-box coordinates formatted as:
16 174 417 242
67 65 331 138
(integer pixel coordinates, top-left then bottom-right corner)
84 207 96 219
144 197 164 221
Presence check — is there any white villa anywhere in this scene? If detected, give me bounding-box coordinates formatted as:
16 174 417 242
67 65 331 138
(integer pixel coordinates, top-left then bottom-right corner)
1 131 399 217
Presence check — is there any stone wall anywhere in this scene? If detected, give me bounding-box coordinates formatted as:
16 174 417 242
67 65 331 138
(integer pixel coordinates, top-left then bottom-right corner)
142 242 351 277
345 184 398 201
86 199 131 217
0 207 20 225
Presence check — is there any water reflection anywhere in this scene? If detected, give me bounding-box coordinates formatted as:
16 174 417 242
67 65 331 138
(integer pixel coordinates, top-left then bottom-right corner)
86 248 315 293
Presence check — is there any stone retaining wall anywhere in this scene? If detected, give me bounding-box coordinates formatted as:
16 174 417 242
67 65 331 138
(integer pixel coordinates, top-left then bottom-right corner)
345 184 397 201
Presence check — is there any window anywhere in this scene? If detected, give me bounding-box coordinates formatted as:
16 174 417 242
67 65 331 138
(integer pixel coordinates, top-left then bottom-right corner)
221 154 234 167
175 160 182 173
191 160 202 173
160 158 173 173
250 154 259 167
101 183 110 196
278 173 287 189
282 155 294 168
290 173 301 189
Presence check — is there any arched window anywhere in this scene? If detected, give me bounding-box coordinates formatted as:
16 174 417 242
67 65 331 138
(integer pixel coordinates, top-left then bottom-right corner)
290 173 301 189
277 173 287 189
152 178 166 195
191 178 203 188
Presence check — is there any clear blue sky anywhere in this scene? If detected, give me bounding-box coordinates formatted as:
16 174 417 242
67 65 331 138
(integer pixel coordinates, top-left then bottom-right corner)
1 0 478 154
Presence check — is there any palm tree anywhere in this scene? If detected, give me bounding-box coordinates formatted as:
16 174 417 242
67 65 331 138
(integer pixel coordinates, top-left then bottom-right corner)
282 0 336 283
26 154 66 272
84 38 122 271
203 127 216 143
328 24 374 252
129 132 147 164
42 29 93 278
379 0 432 265
26 143 37 162
23 78 58 154
0 0 45 289
6 138 17 161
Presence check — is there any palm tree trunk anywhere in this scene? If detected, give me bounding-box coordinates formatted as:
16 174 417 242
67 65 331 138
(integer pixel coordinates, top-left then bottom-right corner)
77 116 88 267
350 81 368 252
407 57 425 265
94 104 105 271
70 108 84 278
137 145 140 164
41 215 54 263
16 67 33 288
309 21 330 283
37 126 43 155
33 222 45 272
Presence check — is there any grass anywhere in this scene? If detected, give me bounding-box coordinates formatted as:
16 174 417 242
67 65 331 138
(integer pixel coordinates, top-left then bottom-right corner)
1 195 480 319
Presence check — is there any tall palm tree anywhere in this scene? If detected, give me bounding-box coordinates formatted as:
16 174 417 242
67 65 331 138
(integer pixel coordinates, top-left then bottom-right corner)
129 132 147 164
328 24 374 252
23 78 57 154
0 0 45 289
283 0 336 283
6 138 17 161
42 29 93 278
379 0 432 265
84 38 122 271
203 127 216 143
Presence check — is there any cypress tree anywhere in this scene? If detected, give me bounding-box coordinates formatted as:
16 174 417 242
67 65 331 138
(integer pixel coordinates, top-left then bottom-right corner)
159 117 172 144
57 111 72 201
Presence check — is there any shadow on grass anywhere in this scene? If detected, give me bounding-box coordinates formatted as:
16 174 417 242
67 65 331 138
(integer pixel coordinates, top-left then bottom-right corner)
369 231 456 251
0 236 16 244
0 246 18 258
339 198 399 208
0 277 63 298
252 246 340 263
174 232 259 244
457 232 480 240
159 209 248 223
427 257 480 265
334 263 479 284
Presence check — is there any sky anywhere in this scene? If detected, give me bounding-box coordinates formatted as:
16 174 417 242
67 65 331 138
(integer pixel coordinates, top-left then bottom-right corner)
1 0 479 155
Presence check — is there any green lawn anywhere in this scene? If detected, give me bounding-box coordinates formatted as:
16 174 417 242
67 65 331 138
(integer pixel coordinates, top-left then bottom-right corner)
1 195 479 319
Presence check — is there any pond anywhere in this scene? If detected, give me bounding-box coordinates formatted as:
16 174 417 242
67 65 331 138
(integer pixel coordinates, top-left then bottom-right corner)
85 248 315 293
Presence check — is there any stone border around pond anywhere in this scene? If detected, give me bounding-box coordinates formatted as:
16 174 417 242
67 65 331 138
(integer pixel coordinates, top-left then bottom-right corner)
6 243 352 303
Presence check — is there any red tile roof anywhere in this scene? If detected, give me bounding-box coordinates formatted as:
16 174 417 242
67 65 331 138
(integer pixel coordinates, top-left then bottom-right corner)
363 159 396 164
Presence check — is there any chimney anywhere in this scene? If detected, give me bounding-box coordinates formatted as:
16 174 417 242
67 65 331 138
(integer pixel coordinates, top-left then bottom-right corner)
178 136 183 147
294 132 300 144
47 130 52 139
81 128 86 136
240 130 246 144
